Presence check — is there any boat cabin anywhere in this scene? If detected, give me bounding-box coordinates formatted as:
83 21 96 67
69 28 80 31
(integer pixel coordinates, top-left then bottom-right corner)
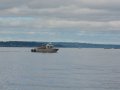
46 43 53 49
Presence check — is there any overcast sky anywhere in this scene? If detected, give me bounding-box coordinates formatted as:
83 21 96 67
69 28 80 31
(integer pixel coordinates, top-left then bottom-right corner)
0 0 120 44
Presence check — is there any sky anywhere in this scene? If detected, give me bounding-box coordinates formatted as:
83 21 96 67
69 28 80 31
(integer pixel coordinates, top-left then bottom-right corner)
0 0 120 44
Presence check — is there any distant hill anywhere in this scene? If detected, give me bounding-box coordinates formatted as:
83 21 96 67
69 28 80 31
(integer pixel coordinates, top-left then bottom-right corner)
0 41 120 49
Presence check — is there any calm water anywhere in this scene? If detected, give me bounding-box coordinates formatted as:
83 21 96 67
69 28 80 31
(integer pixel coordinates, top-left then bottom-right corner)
0 48 120 90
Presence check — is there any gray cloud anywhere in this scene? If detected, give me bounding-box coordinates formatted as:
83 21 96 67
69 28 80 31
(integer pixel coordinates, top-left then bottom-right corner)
79 0 120 10
0 17 120 31
0 0 120 31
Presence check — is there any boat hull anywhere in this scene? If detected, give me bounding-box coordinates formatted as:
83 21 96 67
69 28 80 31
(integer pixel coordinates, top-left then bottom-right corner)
31 48 59 53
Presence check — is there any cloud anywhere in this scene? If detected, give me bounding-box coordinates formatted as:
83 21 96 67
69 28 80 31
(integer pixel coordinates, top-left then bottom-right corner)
0 17 120 31
79 0 120 10
0 0 119 25
23 0 120 17
0 0 120 43
0 0 119 19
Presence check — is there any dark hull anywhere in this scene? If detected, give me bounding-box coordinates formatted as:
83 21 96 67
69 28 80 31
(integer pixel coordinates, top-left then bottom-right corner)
31 48 58 53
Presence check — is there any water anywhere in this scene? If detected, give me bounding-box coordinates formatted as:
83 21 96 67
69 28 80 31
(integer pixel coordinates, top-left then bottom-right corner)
0 48 120 90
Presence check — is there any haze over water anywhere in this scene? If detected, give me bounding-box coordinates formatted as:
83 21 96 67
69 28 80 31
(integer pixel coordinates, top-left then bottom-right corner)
0 47 120 90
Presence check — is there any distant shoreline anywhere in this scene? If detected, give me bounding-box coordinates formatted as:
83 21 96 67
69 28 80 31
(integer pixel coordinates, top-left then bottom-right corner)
0 41 120 49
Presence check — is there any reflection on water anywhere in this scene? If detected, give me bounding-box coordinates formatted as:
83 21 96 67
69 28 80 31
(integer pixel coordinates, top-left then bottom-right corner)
0 48 120 90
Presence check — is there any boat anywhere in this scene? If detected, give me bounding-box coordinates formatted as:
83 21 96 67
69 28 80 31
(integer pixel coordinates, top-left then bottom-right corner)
31 43 59 53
